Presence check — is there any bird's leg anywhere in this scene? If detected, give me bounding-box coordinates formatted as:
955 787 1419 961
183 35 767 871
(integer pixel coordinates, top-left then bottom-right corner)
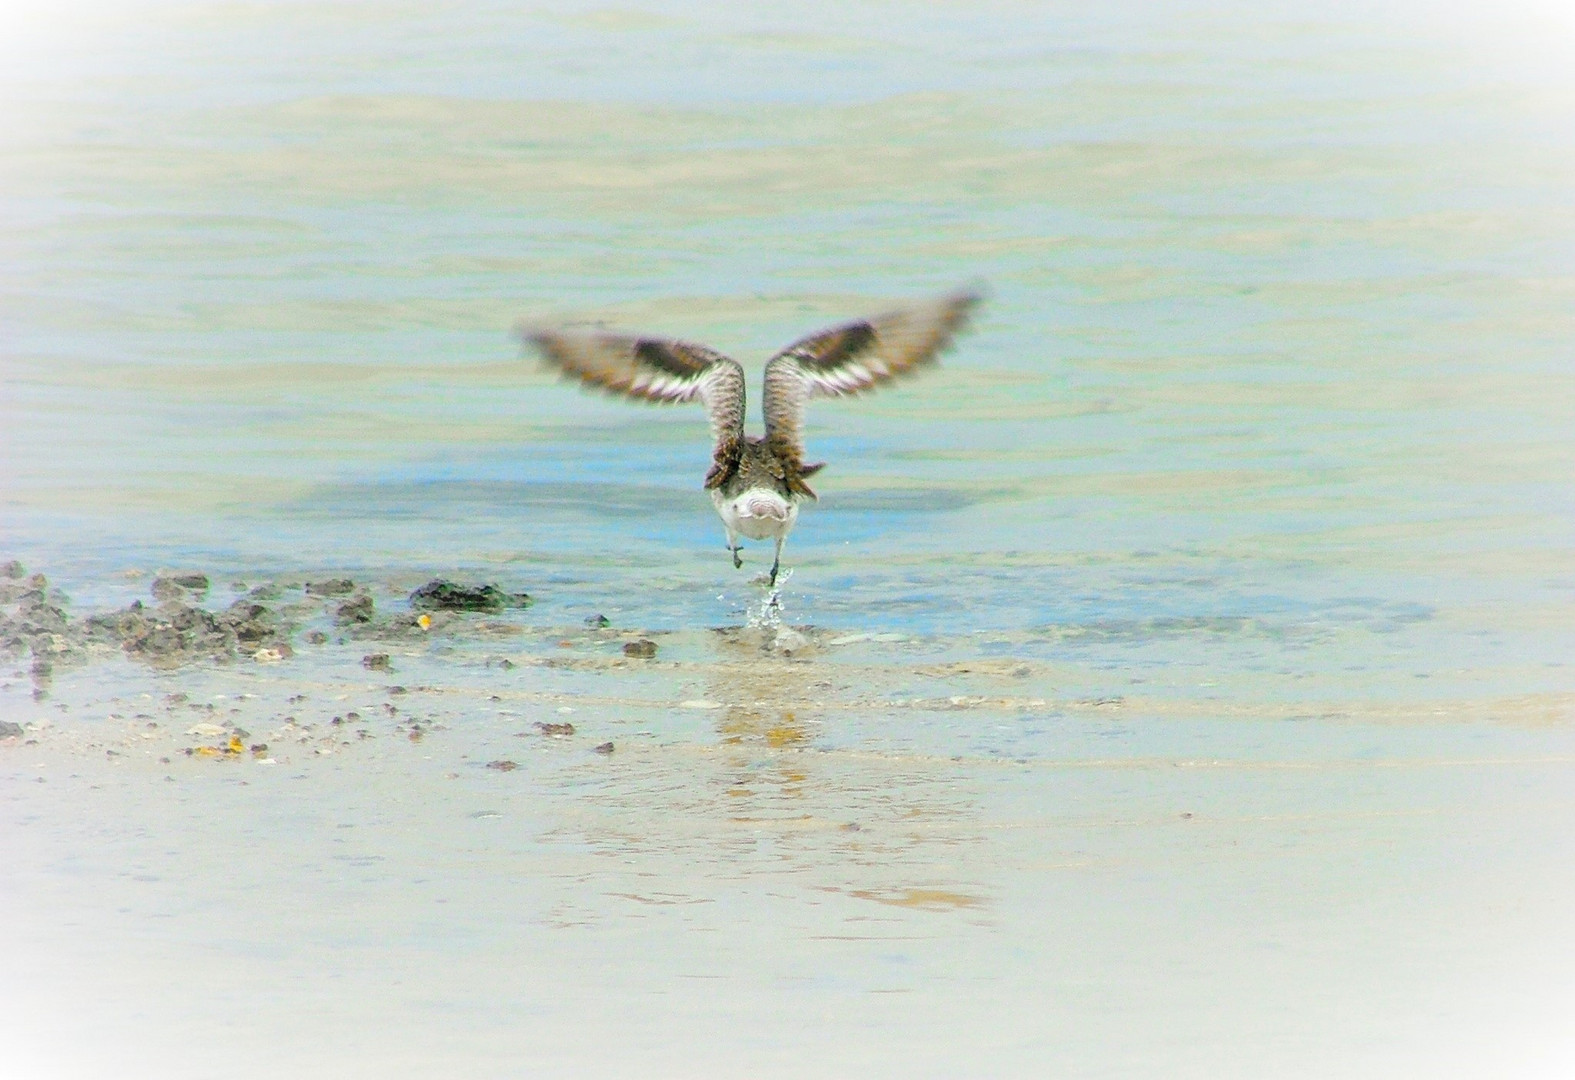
725 528 742 569
767 536 784 588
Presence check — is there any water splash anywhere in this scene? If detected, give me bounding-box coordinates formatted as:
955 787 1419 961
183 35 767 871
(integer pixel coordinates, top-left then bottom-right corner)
746 568 790 632
740 569 808 653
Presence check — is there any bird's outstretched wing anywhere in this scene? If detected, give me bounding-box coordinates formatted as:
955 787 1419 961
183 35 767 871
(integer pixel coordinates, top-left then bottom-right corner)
521 328 747 489
761 287 983 497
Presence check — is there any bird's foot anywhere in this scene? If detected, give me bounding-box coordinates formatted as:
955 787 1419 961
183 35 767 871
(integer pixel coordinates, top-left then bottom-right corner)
731 548 743 569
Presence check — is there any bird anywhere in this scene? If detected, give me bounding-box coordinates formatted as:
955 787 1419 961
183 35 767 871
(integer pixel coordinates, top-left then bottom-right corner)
519 286 983 587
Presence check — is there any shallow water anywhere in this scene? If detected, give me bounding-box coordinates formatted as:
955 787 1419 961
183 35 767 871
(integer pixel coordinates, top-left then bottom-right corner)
3 1 1575 1075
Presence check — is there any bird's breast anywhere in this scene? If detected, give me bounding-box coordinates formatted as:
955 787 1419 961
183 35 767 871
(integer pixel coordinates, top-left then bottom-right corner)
711 487 799 540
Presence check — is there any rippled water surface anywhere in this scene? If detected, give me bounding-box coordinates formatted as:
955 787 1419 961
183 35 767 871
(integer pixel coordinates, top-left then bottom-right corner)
3 2 1574 1076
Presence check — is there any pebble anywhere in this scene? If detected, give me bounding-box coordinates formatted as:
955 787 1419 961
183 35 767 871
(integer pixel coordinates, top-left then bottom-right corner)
592 741 614 755
622 639 658 659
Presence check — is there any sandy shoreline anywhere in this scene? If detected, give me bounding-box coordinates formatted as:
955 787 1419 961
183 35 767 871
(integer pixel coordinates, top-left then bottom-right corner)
5 561 1575 1076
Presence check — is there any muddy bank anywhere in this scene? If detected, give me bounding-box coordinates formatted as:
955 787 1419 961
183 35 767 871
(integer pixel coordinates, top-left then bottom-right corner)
0 560 836 692
0 564 555 677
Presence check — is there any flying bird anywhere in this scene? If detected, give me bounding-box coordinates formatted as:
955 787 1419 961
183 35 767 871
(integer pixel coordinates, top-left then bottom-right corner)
520 287 983 586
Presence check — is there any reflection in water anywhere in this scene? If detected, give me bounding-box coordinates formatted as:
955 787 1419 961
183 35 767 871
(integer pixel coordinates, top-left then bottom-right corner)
685 627 991 918
708 623 820 811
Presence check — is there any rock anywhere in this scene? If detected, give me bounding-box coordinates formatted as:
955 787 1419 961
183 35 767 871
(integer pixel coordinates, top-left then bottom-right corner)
305 578 355 596
305 630 327 644
0 561 24 579
622 639 658 659
0 720 23 738
486 760 519 771
584 614 611 628
18 598 70 637
362 653 392 671
220 599 275 643
592 741 615 755
335 595 374 624
0 582 32 604
409 580 532 613
534 721 575 736
152 574 208 602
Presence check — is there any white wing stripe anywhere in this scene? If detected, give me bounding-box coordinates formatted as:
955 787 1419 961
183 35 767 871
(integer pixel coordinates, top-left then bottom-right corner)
762 288 981 458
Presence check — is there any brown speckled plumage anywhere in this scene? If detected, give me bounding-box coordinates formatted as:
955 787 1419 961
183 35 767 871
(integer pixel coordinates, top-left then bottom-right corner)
518 286 983 580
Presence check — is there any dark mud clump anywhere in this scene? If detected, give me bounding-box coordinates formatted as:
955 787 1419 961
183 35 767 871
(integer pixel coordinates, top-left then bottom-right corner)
83 595 295 667
410 580 532 613
151 573 210 603
335 595 375 625
0 566 303 673
0 562 548 674
0 571 78 671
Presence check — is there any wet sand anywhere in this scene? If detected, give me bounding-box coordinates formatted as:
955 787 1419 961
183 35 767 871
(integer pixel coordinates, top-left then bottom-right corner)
4 566 1574 1077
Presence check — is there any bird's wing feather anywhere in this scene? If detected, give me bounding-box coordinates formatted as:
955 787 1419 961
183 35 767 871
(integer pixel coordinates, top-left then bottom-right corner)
521 328 747 488
761 287 982 492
